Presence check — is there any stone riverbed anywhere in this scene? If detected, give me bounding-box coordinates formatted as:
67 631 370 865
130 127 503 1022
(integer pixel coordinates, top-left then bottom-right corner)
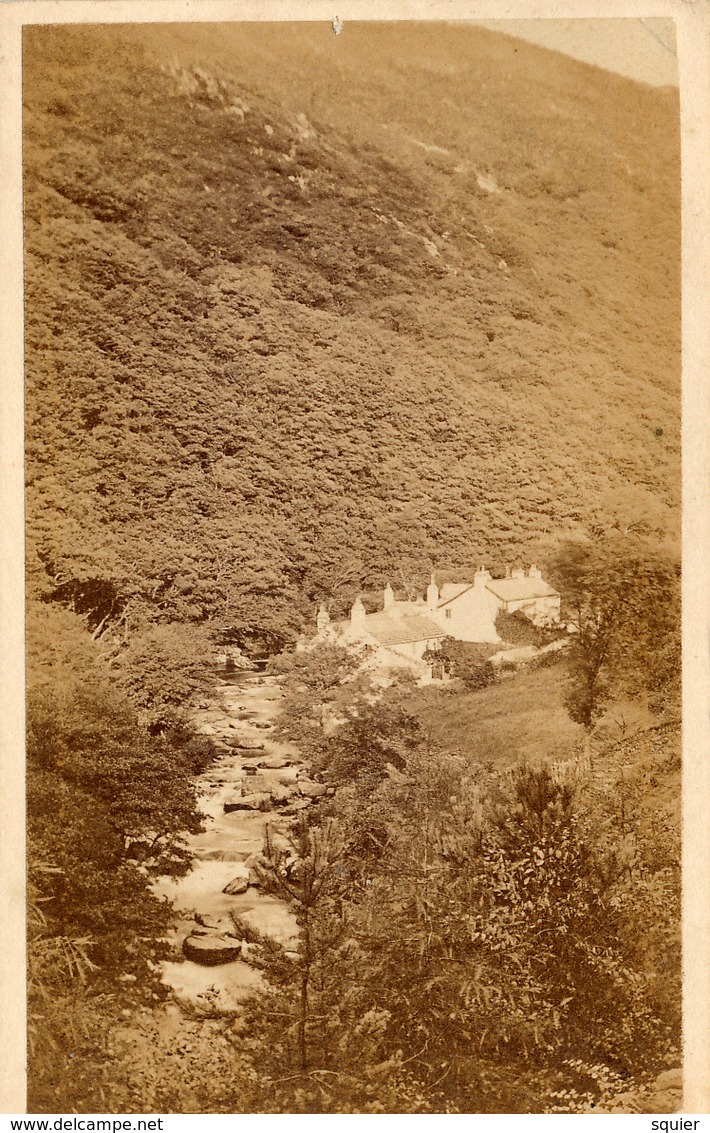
153 671 325 1014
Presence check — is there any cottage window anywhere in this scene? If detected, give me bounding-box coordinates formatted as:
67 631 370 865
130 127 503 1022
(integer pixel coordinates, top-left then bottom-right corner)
445 608 452 619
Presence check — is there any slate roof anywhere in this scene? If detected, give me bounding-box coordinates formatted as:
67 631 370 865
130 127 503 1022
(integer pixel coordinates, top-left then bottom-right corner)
362 612 445 646
485 577 559 602
438 583 473 606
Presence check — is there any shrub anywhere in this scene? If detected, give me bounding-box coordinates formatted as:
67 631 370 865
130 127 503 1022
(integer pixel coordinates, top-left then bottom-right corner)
495 609 556 646
425 637 497 691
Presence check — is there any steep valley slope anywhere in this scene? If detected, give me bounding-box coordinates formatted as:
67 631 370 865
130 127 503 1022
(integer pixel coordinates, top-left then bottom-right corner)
23 21 680 641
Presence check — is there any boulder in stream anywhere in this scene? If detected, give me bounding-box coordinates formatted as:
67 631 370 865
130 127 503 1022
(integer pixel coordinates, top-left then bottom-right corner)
222 874 249 895
182 931 242 966
193 848 251 863
257 755 293 770
272 768 300 786
269 784 294 806
224 792 271 813
195 913 235 933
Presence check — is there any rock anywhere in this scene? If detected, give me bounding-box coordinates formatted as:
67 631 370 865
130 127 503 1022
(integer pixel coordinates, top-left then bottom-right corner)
257 756 291 770
222 875 249 895
269 784 294 805
224 793 271 813
208 764 246 777
202 768 239 781
247 866 262 887
182 932 241 966
195 913 236 933
193 848 229 861
195 723 217 736
654 1069 682 1092
298 779 328 798
193 848 249 862
273 772 300 789
281 798 312 814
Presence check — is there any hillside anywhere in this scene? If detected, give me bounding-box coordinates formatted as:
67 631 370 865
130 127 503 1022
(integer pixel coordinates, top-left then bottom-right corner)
23 22 681 644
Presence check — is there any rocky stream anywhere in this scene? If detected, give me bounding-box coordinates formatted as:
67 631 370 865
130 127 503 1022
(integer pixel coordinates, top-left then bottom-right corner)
152 669 324 1014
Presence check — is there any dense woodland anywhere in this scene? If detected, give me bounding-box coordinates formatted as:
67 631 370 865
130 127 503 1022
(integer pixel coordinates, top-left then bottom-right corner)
25 23 679 646
24 22 681 1114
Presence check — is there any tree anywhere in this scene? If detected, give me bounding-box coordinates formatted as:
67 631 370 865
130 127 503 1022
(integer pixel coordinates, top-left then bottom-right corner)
269 641 372 759
316 696 422 785
113 621 216 730
26 603 207 972
252 817 347 1074
547 536 680 728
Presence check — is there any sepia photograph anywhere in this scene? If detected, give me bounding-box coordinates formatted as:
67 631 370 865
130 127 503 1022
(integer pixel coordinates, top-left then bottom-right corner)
11 7 698 1116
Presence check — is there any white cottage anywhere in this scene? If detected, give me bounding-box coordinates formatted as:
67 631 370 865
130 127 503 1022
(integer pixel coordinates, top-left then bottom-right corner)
313 565 560 679
427 564 561 643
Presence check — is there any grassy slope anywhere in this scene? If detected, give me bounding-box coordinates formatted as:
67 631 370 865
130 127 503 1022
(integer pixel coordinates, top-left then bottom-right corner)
23 23 680 636
410 663 584 769
407 661 680 853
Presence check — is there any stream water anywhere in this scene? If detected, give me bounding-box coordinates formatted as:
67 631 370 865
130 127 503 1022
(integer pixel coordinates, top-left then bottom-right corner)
153 672 309 1014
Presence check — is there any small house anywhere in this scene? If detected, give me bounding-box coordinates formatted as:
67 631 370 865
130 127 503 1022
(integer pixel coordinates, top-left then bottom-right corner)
313 565 560 680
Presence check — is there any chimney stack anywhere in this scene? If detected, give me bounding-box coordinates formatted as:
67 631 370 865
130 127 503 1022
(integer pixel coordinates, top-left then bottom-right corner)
427 573 439 611
350 597 366 634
